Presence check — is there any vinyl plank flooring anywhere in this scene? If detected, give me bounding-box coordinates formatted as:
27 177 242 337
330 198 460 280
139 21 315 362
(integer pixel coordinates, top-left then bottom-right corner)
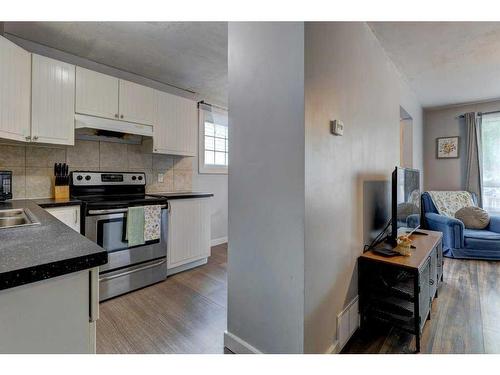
97 243 228 354
476 260 500 353
343 258 499 354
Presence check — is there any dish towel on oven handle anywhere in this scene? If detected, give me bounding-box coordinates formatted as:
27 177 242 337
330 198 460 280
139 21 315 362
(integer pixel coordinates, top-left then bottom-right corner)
144 205 162 242
126 206 145 247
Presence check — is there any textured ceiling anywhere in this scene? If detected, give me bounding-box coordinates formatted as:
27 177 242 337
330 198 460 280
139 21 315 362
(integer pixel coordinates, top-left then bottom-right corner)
369 22 500 108
4 22 228 106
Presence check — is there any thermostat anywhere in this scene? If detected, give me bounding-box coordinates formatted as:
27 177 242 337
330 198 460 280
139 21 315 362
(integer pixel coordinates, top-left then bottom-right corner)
330 120 344 136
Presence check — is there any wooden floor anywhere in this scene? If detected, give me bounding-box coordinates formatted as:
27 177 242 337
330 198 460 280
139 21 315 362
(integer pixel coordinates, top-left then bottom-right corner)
96 243 228 354
98 245 500 354
343 257 500 354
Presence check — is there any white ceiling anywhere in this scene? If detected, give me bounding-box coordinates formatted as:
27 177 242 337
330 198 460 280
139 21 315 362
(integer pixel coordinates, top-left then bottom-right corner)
369 22 500 108
4 22 228 106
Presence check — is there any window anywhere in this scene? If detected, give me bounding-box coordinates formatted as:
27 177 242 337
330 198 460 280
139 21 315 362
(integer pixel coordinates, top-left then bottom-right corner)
481 113 500 213
199 103 228 174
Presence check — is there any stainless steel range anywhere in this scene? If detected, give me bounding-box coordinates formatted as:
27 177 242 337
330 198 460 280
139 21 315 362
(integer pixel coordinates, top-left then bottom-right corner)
70 171 169 301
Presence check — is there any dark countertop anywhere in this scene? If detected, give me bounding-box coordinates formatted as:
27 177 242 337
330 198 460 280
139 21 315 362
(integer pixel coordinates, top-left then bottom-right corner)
33 197 82 208
149 192 214 199
0 200 107 291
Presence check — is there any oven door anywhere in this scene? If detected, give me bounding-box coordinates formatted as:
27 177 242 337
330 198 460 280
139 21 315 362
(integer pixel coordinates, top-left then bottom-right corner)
85 206 168 273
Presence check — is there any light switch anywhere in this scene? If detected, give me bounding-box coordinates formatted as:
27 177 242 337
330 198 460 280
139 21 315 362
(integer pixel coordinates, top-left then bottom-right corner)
157 173 164 183
330 120 344 136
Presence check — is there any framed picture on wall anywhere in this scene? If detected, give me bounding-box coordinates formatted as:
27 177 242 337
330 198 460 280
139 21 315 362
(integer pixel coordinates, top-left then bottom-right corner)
436 136 459 159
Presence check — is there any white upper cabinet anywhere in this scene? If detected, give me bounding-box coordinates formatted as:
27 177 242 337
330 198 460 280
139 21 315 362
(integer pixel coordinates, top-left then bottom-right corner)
154 90 197 156
75 67 119 120
31 54 75 145
118 79 155 126
0 36 31 142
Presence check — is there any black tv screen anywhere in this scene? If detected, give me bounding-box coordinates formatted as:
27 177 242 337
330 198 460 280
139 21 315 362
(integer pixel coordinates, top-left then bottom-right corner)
363 180 390 247
390 167 420 245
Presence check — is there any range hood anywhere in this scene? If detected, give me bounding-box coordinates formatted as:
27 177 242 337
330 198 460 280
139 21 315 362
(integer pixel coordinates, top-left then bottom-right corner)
74 114 153 144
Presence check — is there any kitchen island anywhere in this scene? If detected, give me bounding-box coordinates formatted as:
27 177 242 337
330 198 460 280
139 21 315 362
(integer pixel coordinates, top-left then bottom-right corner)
0 199 107 354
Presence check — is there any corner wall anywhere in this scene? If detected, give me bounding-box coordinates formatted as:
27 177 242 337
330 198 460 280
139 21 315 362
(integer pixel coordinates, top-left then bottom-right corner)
226 22 305 353
304 22 423 353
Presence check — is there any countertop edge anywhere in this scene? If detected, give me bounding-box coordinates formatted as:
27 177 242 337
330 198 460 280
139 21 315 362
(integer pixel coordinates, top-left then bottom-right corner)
149 192 214 199
0 252 108 292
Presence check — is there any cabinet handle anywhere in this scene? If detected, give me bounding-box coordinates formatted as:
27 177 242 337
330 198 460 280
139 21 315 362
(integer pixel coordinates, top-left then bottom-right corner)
120 114 124 119
25 135 31 141
33 135 39 141
114 113 119 118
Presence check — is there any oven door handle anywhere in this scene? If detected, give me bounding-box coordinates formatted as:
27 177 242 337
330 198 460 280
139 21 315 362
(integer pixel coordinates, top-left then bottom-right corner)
99 259 167 282
88 204 168 215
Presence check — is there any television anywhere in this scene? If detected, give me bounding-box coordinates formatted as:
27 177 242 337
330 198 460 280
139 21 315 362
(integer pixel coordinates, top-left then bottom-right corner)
363 180 390 247
389 167 421 246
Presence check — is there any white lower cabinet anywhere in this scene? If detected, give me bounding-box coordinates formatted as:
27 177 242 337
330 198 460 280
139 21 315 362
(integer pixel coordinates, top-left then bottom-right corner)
45 205 81 233
167 198 211 271
0 268 99 354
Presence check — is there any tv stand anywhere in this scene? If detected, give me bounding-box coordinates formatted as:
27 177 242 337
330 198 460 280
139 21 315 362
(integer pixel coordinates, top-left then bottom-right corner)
358 229 443 353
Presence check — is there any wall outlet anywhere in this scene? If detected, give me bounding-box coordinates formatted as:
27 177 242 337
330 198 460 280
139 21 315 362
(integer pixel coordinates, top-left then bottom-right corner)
330 120 344 136
157 173 164 183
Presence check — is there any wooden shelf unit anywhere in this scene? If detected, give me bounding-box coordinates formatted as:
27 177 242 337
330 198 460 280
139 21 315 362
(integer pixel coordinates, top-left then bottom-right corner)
358 229 443 352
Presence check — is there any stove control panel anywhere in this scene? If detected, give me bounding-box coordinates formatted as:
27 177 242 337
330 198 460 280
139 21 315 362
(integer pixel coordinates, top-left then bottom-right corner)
71 171 146 186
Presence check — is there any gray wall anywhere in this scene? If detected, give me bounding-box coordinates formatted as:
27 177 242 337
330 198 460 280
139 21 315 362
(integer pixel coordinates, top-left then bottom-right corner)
227 22 305 353
304 22 423 353
3 34 228 243
424 99 500 190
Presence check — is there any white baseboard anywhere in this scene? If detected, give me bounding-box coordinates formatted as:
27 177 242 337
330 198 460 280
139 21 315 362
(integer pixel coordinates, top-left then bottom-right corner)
211 236 228 247
166 258 207 276
224 331 262 354
325 340 340 354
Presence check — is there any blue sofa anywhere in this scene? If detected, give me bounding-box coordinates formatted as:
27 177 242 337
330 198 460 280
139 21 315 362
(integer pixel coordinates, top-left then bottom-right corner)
421 192 500 260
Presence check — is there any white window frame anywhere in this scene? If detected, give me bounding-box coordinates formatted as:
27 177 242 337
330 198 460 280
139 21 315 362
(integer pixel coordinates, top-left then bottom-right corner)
198 103 228 175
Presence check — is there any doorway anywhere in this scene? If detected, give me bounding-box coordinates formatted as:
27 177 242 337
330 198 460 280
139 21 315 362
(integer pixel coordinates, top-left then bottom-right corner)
400 106 413 168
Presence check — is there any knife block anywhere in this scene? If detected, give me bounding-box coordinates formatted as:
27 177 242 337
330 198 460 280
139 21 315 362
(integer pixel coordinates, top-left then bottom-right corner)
54 180 70 200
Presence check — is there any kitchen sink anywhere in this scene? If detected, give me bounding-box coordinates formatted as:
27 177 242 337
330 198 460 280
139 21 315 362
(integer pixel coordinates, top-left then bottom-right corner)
0 208 40 229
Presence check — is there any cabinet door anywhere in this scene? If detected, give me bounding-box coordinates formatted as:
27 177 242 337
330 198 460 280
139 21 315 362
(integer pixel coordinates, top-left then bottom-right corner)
168 198 211 269
31 54 75 145
0 270 94 353
118 79 155 125
155 91 197 156
45 205 81 233
75 67 119 120
0 36 31 142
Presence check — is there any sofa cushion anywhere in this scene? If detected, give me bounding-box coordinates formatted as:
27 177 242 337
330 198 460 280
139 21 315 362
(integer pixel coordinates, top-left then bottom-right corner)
464 229 500 251
455 206 490 229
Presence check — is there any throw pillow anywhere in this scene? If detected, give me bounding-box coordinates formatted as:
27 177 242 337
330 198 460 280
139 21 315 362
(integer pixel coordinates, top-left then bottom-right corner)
455 206 490 230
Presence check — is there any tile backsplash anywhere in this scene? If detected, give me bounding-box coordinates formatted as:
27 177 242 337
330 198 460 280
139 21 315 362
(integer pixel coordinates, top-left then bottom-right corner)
0 139 194 199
